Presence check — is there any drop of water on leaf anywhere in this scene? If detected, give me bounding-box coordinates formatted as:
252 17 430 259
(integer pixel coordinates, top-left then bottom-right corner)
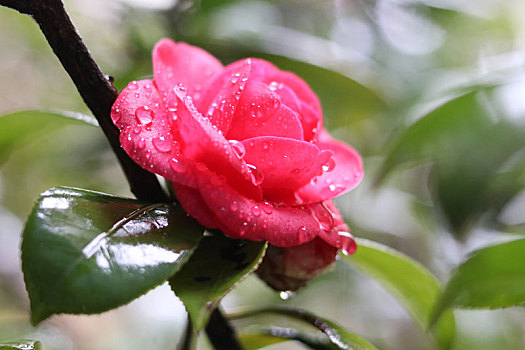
230 201 239 212
169 158 187 173
135 106 154 125
228 140 246 159
153 137 171 153
247 164 264 186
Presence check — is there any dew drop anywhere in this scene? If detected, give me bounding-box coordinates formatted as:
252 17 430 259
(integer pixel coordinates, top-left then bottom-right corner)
247 164 264 186
251 205 261 217
279 291 295 300
128 81 139 90
228 139 246 159
322 157 336 172
135 106 154 125
137 138 146 149
152 137 171 153
169 158 187 173
262 201 273 214
297 226 308 238
133 126 141 134
230 201 239 212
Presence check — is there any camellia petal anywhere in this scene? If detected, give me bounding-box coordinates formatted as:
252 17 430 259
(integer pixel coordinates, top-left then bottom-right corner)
228 105 303 141
191 162 321 247
171 183 220 229
166 85 263 201
152 39 223 106
241 136 329 203
111 79 195 188
296 131 364 204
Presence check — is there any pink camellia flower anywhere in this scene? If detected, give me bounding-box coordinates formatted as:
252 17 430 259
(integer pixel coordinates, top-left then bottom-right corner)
111 39 363 273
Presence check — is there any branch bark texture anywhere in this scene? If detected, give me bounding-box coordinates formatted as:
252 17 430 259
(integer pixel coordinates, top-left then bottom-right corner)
0 1 243 348
0 0 167 202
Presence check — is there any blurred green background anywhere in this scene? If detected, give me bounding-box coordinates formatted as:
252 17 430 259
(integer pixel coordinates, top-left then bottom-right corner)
1 0 525 349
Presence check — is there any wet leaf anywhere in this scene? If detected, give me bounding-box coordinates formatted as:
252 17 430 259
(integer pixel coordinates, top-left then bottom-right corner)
345 238 455 350
0 340 41 350
22 187 203 325
0 110 98 165
231 306 377 350
170 233 267 332
431 238 525 326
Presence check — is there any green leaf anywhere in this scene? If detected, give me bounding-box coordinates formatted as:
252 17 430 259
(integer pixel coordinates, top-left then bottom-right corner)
0 110 98 165
344 238 455 349
239 333 289 350
231 306 377 350
170 233 267 332
22 187 203 325
378 91 525 234
0 340 41 350
431 238 525 326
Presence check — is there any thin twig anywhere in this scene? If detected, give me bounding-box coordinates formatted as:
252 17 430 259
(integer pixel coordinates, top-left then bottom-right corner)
0 1 243 348
0 0 167 202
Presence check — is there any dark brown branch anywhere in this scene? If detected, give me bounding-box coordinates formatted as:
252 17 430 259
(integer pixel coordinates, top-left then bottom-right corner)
0 0 167 203
206 307 243 350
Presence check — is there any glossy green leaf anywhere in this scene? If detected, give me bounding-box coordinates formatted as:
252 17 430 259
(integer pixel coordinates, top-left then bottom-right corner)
22 187 203 325
239 333 289 350
431 238 525 326
0 340 41 350
170 233 267 332
345 238 455 349
232 306 377 350
0 110 98 165
379 91 525 234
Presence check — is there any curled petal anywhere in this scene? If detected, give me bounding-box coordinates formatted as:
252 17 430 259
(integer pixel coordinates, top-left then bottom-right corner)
171 183 220 229
152 39 223 106
242 136 328 203
167 85 262 200
191 163 321 247
296 131 364 204
111 79 195 187
228 105 303 141
316 200 356 254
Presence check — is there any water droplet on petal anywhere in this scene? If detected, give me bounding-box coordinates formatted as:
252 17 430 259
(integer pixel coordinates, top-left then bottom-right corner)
133 126 141 134
228 140 246 159
230 201 239 212
262 201 273 214
135 106 154 125
169 158 187 173
251 205 261 217
297 226 308 238
322 157 336 172
128 81 139 90
137 138 146 149
247 164 264 186
153 137 171 153
310 203 334 232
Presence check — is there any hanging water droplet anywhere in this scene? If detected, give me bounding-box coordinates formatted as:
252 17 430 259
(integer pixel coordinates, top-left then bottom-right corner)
297 226 308 237
262 201 273 214
279 291 295 300
169 158 187 173
153 136 171 153
135 106 154 125
251 205 261 217
230 201 239 212
228 139 246 159
247 164 264 186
